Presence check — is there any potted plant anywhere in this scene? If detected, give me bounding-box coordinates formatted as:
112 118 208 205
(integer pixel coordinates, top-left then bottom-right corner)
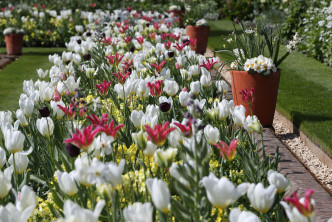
218 24 300 126
3 27 25 55
169 4 185 28
183 0 210 54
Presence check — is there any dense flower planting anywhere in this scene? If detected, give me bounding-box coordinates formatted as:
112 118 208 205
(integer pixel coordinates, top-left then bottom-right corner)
0 8 323 222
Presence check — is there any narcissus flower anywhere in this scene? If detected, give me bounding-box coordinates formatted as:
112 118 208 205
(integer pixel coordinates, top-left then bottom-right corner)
214 139 238 161
145 122 176 147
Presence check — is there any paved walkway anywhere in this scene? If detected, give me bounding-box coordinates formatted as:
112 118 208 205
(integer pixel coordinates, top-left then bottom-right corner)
205 48 332 221
0 54 18 69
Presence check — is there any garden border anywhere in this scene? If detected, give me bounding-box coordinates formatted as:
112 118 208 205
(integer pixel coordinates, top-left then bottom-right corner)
206 48 332 221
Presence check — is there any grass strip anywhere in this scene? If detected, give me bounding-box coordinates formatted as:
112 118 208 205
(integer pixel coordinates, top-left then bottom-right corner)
208 20 332 155
0 47 66 111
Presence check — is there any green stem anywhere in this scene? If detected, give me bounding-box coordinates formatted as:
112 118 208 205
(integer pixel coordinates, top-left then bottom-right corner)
12 153 19 190
260 133 266 158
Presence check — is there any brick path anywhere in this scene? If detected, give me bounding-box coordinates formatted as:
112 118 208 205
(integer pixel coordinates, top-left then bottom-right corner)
205 48 332 221
0 54 18 69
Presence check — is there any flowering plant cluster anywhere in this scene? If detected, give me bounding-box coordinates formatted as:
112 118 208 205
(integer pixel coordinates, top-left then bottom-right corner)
0 7 323 222
220 23 300 76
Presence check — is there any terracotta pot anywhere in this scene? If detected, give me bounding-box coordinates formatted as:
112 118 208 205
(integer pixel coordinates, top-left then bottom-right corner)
230 70 281 127
185 25 210 54
171 10 184 28
5 33 24 55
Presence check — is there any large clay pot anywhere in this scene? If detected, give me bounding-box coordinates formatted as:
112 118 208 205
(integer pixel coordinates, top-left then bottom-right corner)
172 10 184 28
185 25 210 54
5 33 24 55
230 70 281 127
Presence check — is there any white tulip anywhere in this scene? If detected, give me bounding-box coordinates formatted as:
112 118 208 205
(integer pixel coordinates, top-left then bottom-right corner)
215 80 229 94
267 170 288 193
0 111 13 124
229 208 261 222
16 109 28 127
4 129 25 154
19 96 34 118
190 81 201 95
232 105 246 127
280 201 316 222
204 125 220 145
244 115 263 134
56 171 78 196
8 148 32 175
36 117 54 137
201 173 249 209
200 74 212 87
217 100 232 120
65 76 80 94
16 185 37 212
57 81 68 96
58 200 105 222
179 91 191 107
180 69 192 81
144 141 157 157
188 65 200 76
39 82 53 102
0 168 12 199
50 100 65 119
37 68 49 79
131 110 144 128
154 147 178 168
247 183 276 213
106 159 125 187
123 202 153 222
146 178 170 213
0 147 5 169
163 80 179 97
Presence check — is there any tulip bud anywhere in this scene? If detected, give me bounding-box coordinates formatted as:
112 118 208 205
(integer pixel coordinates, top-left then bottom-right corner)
204 125 220 145
247 183 276 213
4 129 25 154
36 117 54 137
268 170 288 194
66 143 81 157
56 170 78 196
132 131 147 150
0 169 12 199
130 110 144 128
39 107 50 117
53 89 61 102
16 109 29 127
123 202 153 222
9 153 29 174
146 178 170 213
154 147 177 169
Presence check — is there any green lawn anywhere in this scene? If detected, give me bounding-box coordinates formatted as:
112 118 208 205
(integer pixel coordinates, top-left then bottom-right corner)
0 47 66 111
208 20 332 155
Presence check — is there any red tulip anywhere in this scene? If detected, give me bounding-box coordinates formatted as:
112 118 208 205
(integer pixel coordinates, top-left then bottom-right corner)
145 122 176 146
64 125 102 151
285 189 315 217
214 139 239 161
95 80 112 95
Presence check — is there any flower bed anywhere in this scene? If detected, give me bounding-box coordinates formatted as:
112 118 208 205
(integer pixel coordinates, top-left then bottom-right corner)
0 8 321 222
